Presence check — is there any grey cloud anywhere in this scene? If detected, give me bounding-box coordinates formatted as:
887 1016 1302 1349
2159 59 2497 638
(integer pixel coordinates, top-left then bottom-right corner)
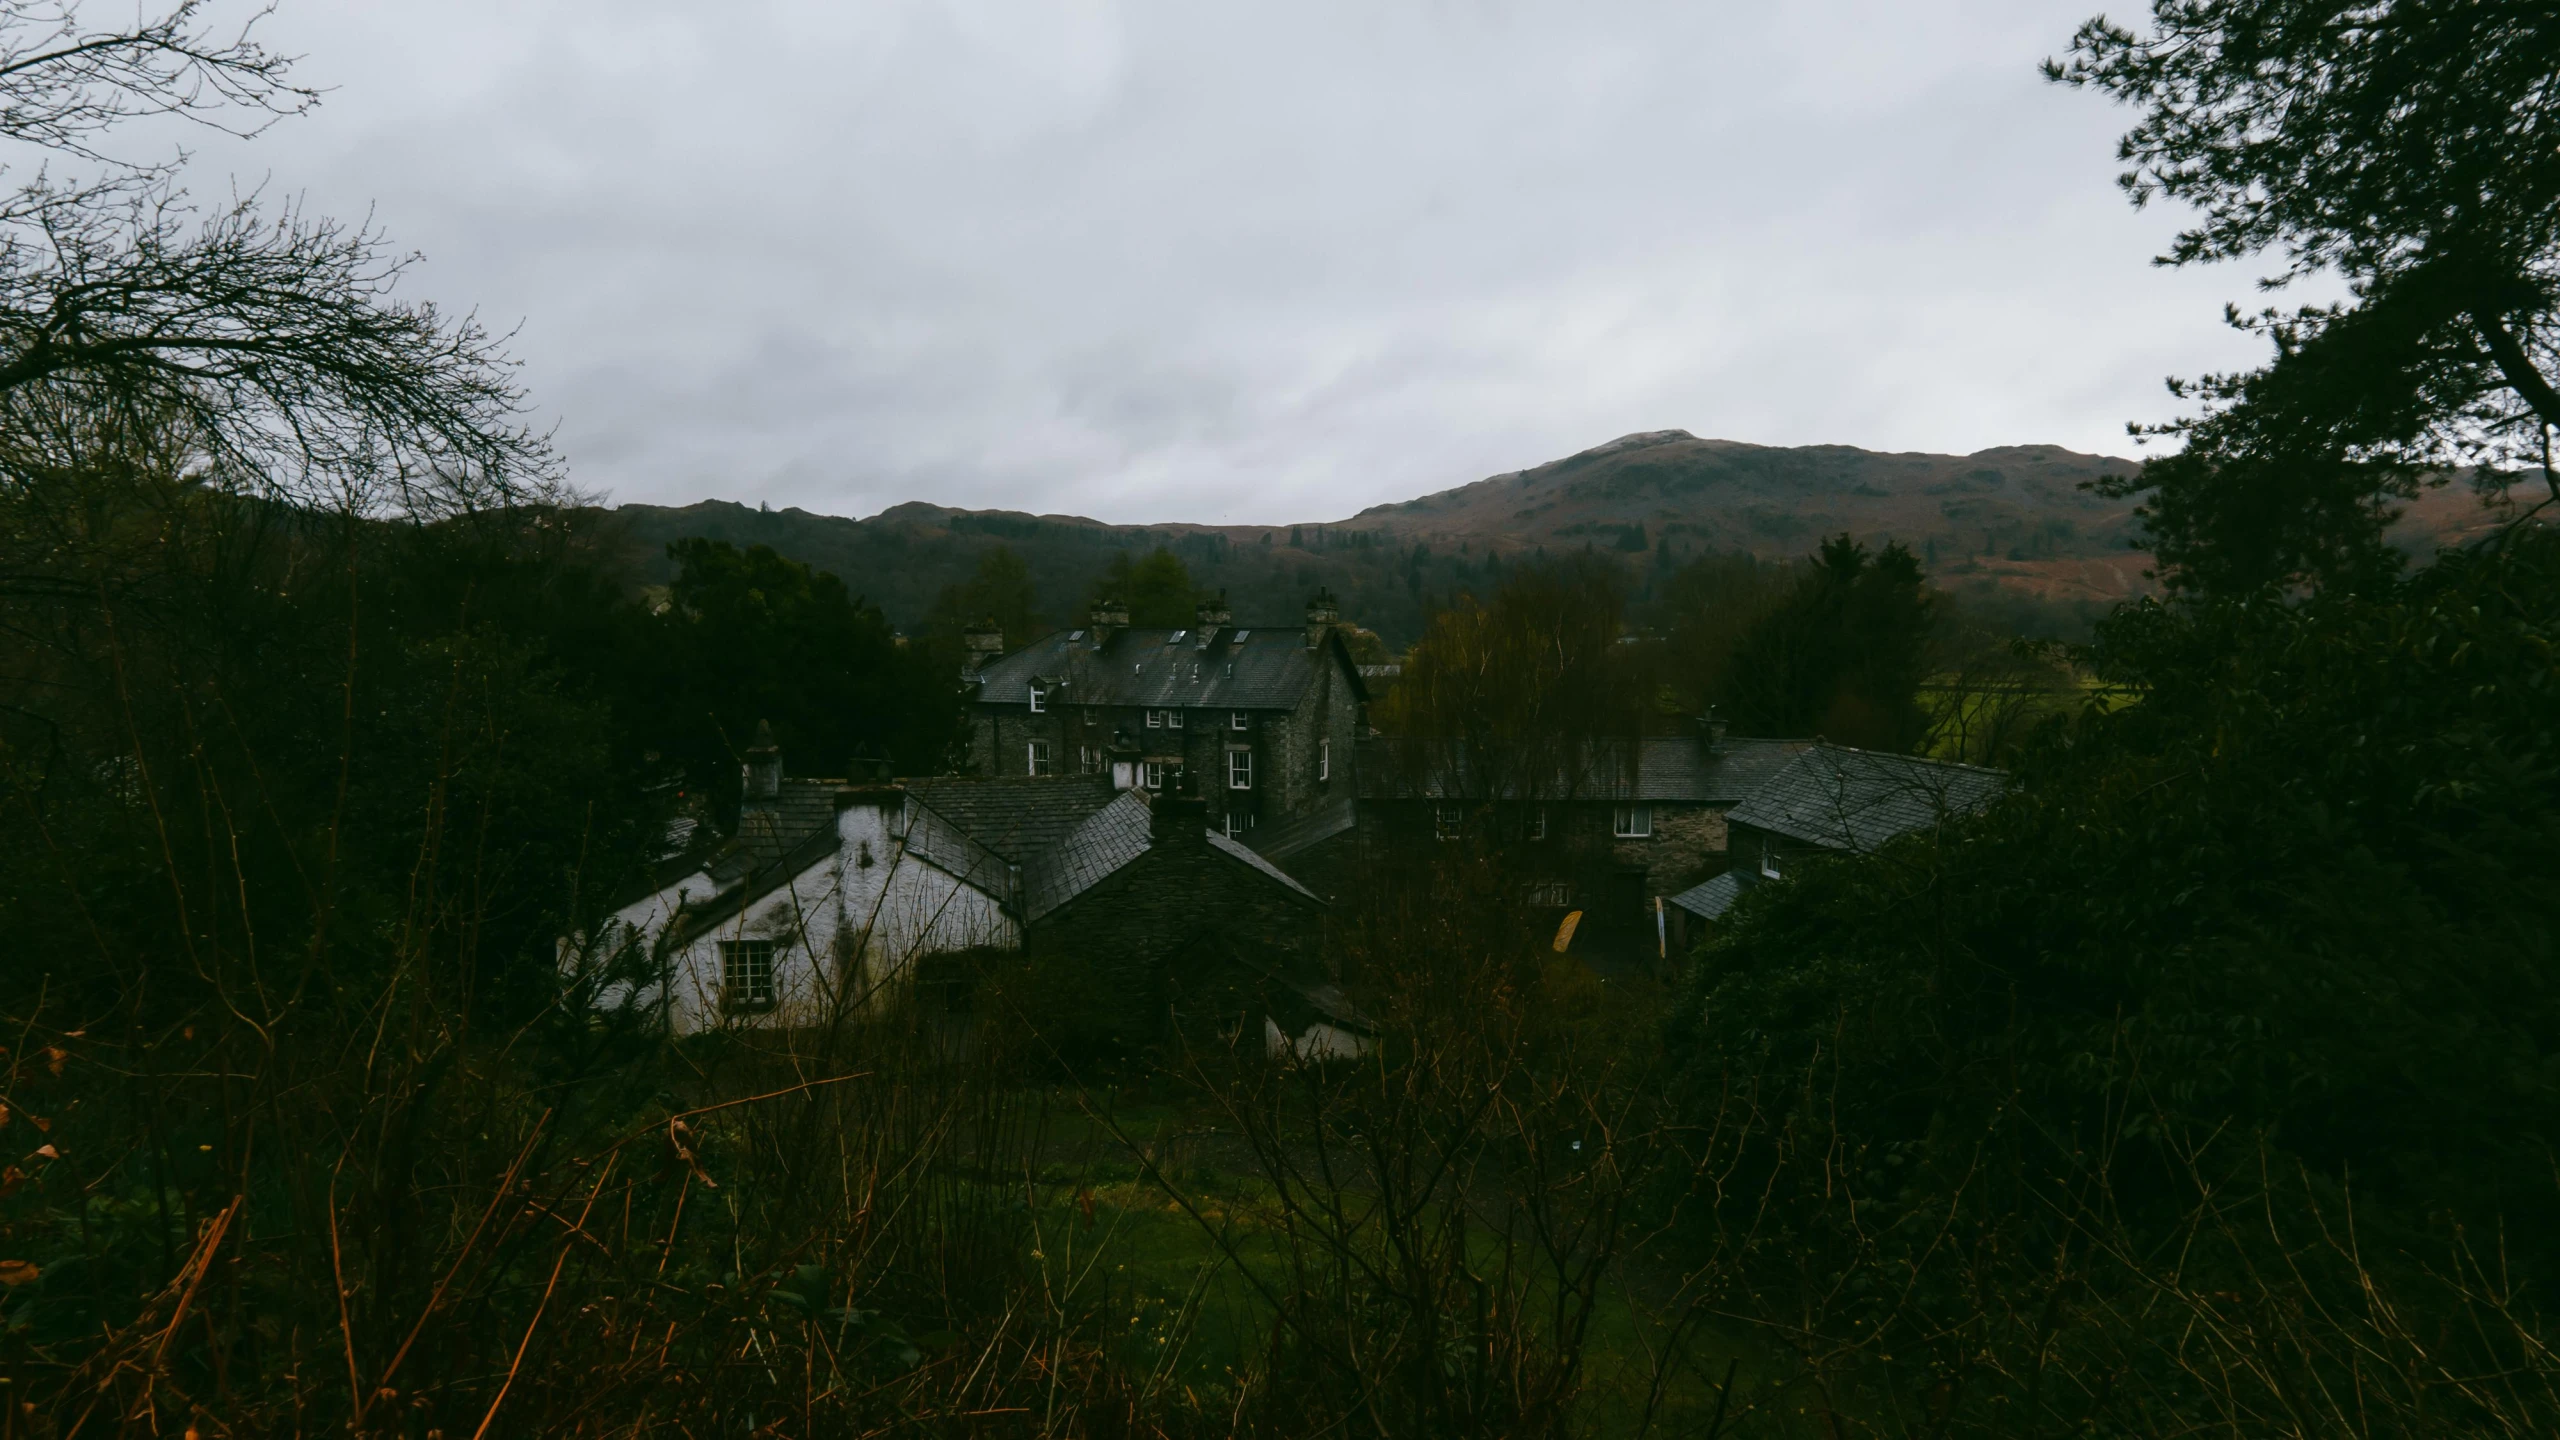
161 0 2270 523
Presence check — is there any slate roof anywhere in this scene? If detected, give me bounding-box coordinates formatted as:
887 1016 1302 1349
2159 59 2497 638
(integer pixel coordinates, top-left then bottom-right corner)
1208 830 1323 905
1019 792 1328 922
663 767 1325 939
903 775 1117 863
1024 792 1154 921
709 778 842 886
900 795 1020 902
1250 794 1357 862
1667 871 1751 922
671 819 844 946
972 625 1366 713
1724 744 2007 852
1356 736 1810 804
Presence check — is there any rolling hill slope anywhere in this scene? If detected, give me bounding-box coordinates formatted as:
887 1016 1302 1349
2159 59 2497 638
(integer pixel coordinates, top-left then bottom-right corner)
601 431 2523 647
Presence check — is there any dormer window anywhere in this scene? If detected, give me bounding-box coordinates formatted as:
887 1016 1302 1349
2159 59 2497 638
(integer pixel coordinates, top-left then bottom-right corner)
1229 710 1248 731
1028 686 1046 714
1760 839 1782 880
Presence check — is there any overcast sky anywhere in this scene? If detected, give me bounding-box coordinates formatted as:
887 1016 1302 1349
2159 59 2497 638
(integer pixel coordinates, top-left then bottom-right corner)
178 1 2267 525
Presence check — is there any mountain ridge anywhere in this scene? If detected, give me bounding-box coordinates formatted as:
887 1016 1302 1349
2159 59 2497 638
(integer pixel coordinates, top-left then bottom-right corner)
601 431 2517 646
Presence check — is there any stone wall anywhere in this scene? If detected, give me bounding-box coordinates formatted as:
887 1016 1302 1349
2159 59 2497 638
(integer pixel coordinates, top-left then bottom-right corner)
965 642 1365 837
1028 800 1325 1043
1610 802 1731 895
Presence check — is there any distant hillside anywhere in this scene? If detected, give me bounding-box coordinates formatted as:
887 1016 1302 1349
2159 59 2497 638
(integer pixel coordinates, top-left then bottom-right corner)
600 431 2523 648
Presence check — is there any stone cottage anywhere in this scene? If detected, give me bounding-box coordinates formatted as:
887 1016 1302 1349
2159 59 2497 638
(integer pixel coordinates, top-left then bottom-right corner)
576 727 1327 1037
1664 743 2008 948
1285 719 1807 931
961 591 1370 842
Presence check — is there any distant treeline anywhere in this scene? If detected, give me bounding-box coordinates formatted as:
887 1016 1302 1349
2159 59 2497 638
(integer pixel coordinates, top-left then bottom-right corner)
602 499 2108 650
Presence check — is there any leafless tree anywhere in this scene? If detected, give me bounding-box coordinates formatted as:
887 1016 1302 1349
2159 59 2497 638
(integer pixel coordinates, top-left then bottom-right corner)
0 1 556 517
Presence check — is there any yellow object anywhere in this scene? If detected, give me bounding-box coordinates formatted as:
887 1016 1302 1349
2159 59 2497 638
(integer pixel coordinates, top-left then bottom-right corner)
1552 910 1582 952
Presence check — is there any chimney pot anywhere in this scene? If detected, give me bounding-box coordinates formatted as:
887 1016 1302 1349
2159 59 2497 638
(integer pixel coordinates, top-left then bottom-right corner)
742 720 783 802
1305 588 1339 649
1089 597 1128 646
961 618 1006 677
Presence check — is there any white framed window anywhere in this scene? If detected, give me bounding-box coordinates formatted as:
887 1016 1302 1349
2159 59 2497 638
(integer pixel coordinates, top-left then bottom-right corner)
1760 839 1782 879
1612 805 1652 838
1168 708 1185 729
1227 750 1253 790
1224 810 1254 838
1435 804 1465 841
1145 708 1163 728
1229 710 1248 731
1027 740 1053 776
1028 686 1046 714
1142 760 1167 790
719 939 776 1012
1078 745 1100 775
1318 738 1331 781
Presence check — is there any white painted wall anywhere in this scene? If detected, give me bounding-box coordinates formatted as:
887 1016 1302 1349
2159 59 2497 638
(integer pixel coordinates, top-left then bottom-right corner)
574 796 1018 1035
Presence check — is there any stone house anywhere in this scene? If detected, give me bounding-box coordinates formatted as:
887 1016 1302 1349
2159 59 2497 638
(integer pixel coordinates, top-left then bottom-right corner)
577 727 1326 1038
1293 720 1807 932
1664 743 2008 949
962 591 1370 843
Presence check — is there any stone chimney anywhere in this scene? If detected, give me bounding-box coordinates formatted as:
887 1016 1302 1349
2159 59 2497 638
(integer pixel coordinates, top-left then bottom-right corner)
742 719 782 804
1149 773 1208 849
1699 707 1729 753
1089 597 1128 646
1195 591 1231 631
1304 588 1340 650
961 617 1005 677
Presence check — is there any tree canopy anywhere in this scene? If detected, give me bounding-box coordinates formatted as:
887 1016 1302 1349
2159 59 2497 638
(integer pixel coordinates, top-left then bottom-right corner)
640 539 962 817
2052 1 2560 591
1721 536 1935 750
1083 545 1201 626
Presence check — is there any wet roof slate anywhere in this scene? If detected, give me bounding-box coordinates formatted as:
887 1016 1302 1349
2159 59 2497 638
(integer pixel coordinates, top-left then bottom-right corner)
902 775 1117 863
1355 736 1811 804
1723 744 2007 852
1207 830 1323 905
1667 871 1751 921
707 778 842 886
1250 795 1356 862
973 626 1363 712
1023 792 1154 921
1020 793 1328 922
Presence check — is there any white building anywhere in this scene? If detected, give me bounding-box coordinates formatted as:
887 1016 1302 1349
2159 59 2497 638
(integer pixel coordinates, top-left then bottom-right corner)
570 724 1337 1039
